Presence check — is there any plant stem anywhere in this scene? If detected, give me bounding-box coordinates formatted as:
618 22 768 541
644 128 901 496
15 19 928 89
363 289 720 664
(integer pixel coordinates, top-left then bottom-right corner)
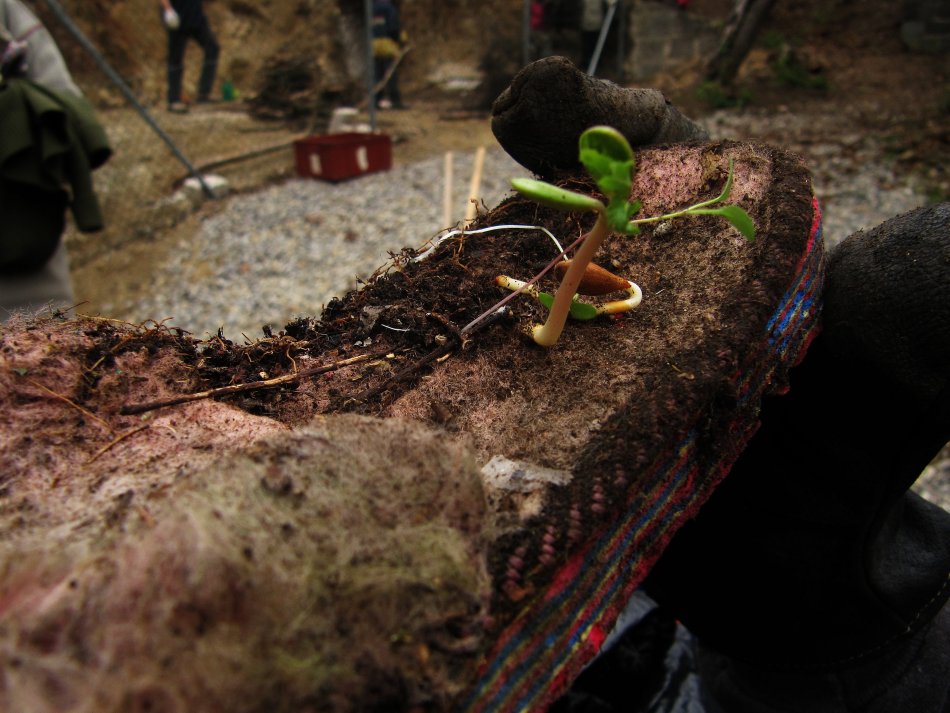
630 159 737 228
460 229 589 335
532 212 608 347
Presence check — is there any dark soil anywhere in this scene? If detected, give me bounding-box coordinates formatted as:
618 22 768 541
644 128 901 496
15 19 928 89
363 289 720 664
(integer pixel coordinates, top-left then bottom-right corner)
0 104 828 713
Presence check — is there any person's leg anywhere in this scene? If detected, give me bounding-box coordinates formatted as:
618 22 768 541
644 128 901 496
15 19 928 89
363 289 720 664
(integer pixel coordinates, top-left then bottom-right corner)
373 56 390 108
166 29 187 107
387 63 404 108
0 241 74 322
194 18 220 102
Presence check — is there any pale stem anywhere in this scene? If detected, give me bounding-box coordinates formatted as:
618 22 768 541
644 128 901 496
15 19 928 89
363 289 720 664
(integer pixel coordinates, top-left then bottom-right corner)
460 229 589 335
532 212 608 347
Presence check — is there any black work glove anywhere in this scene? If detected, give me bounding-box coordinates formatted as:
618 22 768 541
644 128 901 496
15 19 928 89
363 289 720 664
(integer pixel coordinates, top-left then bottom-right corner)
491 56 708 177
494 58 950 713
643 202 950 712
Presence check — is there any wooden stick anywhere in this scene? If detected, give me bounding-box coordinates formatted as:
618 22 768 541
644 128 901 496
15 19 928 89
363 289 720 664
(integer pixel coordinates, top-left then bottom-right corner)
464 145 486 226
443 151 454 227
27 378 114 433
86 424 150 463
355 45 412 109
119 352 389 416
354 340 457 404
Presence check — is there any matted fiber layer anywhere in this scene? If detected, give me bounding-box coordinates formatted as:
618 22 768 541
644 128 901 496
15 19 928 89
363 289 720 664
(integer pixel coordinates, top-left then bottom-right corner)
462 198 825 712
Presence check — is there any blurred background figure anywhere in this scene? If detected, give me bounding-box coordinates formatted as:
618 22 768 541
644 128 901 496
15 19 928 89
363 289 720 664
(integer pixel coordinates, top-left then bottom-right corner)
530 0 554 60
580 0 605 68
371 0 407 110
0 0 110 321
159 0 219 112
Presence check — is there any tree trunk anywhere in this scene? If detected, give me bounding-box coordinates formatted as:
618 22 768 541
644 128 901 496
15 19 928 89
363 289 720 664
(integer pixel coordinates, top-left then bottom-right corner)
705 0 778 85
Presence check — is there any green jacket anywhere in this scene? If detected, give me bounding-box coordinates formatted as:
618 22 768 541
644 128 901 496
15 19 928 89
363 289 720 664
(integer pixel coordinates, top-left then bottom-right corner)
0 76 111 230
0 76 111 271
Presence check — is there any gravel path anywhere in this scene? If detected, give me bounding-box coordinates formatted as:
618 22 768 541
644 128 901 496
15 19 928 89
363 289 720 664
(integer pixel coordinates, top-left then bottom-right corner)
113 111 947 509
124 149 522 341
123 108 932 341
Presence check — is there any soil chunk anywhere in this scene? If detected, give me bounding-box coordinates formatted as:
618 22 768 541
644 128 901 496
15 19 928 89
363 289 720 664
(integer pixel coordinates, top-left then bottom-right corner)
0 137 819 711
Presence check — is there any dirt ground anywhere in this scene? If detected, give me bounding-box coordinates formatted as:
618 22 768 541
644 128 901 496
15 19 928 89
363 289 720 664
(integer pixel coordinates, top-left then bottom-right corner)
67 0 950 319
69 99 497 314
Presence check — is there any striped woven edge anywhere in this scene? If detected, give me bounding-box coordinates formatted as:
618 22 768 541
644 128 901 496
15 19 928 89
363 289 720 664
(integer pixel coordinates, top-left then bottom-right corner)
461 197 825 713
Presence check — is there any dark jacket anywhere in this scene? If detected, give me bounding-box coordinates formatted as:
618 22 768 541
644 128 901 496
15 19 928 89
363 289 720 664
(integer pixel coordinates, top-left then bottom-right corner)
0 77 111 270
169 0 207 31
372 0 400 41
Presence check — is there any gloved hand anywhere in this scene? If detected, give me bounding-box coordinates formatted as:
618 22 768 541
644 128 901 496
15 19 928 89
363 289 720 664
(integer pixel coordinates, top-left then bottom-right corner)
163 7 181 30
494 58 950 713
643 202 950 712
491 56 708 177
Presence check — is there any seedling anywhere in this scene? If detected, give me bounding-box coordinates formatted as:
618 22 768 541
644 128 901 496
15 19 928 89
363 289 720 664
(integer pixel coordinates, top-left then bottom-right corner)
466 126 755 347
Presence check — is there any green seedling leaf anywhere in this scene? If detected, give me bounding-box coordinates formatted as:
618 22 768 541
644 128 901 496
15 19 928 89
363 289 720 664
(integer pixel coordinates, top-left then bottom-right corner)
606 200 636 234
689 205 757 241
511 177 603 213
717 204 757 241
715 158 736 203
687 158 739 211
537 292 600 321
579 127 635 201
568 301 600 321
579 126 634 165
578 149 614 183
578 126 641 233
596 174 630 197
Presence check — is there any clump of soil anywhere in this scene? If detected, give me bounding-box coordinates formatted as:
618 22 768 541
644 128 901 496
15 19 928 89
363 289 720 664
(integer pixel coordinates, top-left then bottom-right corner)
0 140 816 711
0 322 489 712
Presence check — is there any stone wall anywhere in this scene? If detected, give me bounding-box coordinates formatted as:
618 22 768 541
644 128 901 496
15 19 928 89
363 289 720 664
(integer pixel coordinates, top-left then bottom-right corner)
900 0 950 52
626 0 721 81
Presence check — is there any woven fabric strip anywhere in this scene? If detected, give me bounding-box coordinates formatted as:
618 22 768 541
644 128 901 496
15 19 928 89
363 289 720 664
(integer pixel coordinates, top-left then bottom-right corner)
462 198 826 713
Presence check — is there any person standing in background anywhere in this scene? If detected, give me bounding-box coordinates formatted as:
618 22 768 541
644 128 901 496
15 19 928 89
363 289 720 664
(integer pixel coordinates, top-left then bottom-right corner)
0 0 111 321
580 0 605 68
371 0 407 110
159 0 219 113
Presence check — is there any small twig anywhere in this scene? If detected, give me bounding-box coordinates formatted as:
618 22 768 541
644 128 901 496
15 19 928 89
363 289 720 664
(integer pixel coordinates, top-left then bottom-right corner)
86 424 150 463
355 45 412 110
464 146 486 226
353 338 458 405
26 378 114 433
120 350 393 415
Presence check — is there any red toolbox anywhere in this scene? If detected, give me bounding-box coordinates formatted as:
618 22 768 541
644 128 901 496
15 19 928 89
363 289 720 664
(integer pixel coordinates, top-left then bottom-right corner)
293 132 392 181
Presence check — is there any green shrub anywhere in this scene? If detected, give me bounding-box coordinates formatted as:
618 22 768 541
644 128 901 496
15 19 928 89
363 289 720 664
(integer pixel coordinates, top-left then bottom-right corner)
696 81 753 109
